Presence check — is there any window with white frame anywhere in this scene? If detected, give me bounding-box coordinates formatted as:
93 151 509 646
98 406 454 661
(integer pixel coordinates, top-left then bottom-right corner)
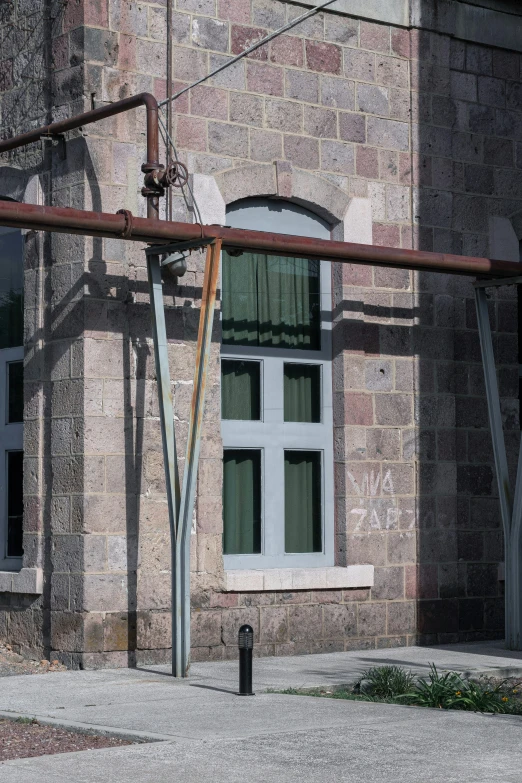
221 199 334 570
0 226 24 571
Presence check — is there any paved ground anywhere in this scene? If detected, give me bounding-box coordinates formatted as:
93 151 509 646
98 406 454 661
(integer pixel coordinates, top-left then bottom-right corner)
1 641 522 781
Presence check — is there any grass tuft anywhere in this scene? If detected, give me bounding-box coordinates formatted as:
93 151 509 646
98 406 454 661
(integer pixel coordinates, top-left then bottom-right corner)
279 664 522 715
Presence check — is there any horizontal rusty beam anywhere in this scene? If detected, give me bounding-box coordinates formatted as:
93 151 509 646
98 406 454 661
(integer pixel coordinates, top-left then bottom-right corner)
0 198 521 278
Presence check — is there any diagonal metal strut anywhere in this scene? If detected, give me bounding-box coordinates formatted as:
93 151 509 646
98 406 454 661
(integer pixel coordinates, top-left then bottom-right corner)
147 240 221 676
474 284 522 649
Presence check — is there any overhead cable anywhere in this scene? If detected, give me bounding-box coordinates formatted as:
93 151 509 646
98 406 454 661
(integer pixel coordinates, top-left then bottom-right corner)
158 0 339 108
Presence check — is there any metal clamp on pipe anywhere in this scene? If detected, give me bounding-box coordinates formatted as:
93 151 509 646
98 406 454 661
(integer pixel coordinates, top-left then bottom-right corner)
238 624 255 696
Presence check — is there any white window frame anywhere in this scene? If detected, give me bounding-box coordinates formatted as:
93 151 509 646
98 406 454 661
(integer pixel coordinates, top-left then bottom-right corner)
0 346 24 571
221 200 334 570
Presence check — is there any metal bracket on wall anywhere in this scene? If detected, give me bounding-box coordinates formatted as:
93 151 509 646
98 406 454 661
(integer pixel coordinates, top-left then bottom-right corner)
474 277 522 650
40 133 66 161
146 238 222 676
146 238 214 265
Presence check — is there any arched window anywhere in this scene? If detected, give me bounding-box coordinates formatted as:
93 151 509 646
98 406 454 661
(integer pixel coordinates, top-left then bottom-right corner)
221 199 334 569
0 226 24 570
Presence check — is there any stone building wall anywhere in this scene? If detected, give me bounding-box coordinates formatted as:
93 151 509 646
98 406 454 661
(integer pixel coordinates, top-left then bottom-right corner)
0 0 521 665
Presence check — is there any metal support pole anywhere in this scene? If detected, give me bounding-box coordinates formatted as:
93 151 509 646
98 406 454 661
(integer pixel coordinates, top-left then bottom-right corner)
474 285 522 649
146 252 181 675
147 240 221 676
178 239 222 675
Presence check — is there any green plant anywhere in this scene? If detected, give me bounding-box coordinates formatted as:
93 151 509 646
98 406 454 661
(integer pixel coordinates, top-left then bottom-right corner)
354 665 417 700
395 665 521 714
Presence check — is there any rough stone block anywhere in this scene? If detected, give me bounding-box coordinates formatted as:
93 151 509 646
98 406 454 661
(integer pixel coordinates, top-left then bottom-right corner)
325 15 358 46
387 601 416 635
344 48 375 82
83 574 128 612
339 112 366 143
210 54 246 90
176 116 208 152
190 85 228 119
357 83 389 116
285 69 319 103
367 117 409 151
50 611 84 653
209 121 248 157
375 393 412 426
252 0 285 29
137 612 171 649
372 566 404 600
284 135 319 169
323 604 357 639
321 140 355 174
347 533 387 567
231 24 268 60
287 605 322 641
270 35 303 67
375 55 409 89
303 106 337 139
230 92 263 126
250 129 282 162
177 0 215 14
479 75 506 108
305 40 341 74
192 16 228 52
84 535 107 572
173 46 208 82
357 601 386 637
246 61 283 96
450 71 477 102
218 0 250 24
259 607 288 643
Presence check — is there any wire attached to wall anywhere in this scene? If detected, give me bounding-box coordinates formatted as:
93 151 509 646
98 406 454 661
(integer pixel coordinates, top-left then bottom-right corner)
161 0 339 225
160 0 338 109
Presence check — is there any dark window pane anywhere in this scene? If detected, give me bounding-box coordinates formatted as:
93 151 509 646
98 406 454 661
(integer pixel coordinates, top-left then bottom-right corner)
7 451 23 558
285 450 322 553
8 361 23 423
221 360 261 421
222 252 320 350
223 450 261 555
0 229 23 350
284 364 321 423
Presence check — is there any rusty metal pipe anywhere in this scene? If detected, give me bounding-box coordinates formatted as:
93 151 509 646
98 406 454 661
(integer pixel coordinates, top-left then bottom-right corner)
0 198 521 278
0 92 159 165
0 93 161 219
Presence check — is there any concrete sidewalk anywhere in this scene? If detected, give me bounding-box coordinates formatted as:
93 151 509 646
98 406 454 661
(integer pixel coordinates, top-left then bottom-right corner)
1 641 522 782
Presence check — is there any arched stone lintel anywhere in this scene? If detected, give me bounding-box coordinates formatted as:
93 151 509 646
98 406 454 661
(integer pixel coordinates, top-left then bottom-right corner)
193 162 372 245
211 162 351 224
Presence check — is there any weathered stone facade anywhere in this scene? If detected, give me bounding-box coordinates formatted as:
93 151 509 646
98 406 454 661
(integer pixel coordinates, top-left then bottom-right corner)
1 0 521 666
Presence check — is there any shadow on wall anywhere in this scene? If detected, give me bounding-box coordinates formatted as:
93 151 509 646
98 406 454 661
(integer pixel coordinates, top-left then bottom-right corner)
410 6 513 642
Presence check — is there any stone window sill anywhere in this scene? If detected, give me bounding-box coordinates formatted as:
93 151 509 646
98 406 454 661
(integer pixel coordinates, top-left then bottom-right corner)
0 568 43 594
224 565 374 592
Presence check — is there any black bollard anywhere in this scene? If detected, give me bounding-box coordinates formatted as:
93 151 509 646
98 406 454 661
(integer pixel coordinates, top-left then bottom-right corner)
238 624 255 696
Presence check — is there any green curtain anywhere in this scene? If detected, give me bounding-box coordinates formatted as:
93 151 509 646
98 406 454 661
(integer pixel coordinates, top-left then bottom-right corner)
221 360 260 420
284 364 320 422
222 251 320 350
0 230 23 350
223 450 261 555
285 451 322 553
